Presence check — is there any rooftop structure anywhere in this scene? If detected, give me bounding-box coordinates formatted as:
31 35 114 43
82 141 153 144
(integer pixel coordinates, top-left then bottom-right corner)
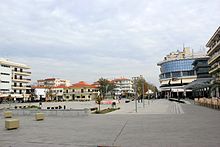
37 78 71 87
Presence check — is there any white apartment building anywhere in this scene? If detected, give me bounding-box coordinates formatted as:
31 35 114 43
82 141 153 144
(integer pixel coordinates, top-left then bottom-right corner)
0 58 31 102
37 78 71 87
112 78 134 98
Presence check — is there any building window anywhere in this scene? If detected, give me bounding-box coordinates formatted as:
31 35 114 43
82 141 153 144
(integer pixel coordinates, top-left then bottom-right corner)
14 67 17 71
81 89 84 93
1 73 10 75
0 81 10 83
172 72 181 78
82 96 85 98
72 89 75 92
0 89 9 91
1 65 10 68
77 96 80 98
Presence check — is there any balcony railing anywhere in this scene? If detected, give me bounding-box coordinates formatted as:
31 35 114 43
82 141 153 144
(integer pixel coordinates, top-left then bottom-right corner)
207 40 220 55
13 70 31 76
12 86 31 89
208 50 220 64
209 62 220 74
12 78 31 83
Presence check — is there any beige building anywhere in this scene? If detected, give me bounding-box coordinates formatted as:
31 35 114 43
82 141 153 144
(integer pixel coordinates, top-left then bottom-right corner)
206 26 220 97
37 78 70 87
64 81 99 101
0 58 31 102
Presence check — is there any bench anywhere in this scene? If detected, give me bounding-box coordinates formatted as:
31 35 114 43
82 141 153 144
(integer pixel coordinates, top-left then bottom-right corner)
5 119 19 130
4 111 12 118
35 113 45 121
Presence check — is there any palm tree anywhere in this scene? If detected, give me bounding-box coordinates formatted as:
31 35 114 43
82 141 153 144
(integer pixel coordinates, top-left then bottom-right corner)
97 78 115 99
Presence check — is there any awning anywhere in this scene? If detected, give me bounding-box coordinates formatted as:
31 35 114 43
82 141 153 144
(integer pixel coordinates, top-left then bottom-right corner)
161 80 170 85
182 78 195 84
184 78 212 90
170 79 181 84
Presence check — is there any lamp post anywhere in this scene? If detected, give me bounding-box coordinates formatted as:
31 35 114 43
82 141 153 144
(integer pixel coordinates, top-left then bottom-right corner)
140 75 145 108
132 77 138 113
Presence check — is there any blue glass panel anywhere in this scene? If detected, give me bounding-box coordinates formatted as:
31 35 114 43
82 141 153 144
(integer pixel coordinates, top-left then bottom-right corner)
160 59 194 73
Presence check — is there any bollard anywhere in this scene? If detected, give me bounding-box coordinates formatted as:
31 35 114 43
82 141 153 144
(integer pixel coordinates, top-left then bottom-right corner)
4 111 12 118
35 113 45 121
5 119 19 130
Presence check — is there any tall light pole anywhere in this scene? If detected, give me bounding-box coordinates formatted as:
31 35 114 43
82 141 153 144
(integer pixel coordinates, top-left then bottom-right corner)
142 78 145 108
132 77 138 113
140 75 145 108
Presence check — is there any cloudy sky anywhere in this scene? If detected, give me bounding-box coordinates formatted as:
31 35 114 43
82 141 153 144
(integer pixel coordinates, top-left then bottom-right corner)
0 0 219 86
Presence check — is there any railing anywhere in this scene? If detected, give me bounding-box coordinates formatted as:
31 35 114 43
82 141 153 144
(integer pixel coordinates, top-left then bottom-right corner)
0 109 90 117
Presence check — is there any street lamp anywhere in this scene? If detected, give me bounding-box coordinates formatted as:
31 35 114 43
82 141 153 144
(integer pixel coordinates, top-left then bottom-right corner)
132 77 138 113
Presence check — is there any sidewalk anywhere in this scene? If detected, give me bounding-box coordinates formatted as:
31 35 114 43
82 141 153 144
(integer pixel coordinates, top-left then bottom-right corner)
108 99 184 114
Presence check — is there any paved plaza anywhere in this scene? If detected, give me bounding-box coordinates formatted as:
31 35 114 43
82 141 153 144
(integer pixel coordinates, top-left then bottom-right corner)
0 99 220 147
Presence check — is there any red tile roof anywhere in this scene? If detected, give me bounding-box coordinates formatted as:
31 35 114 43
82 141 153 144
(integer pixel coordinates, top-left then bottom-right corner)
68 81 97 88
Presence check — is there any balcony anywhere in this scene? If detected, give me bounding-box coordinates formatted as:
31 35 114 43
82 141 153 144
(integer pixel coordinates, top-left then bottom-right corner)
13 71 31 76
12 86 31 90
12 78 31 83
209 62 220 74
207 40 220 56
208 50 220 65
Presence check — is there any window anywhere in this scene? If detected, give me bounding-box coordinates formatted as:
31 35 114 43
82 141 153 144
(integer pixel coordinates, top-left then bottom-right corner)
1 65 10 68
172 72 181 78
60 90 62 92
72 89 75 92
14 67 17 71
0 89 9 91
88 89 90 92
81 89 84 93
82 96 85 98
0 81 10 83
1 73 10 75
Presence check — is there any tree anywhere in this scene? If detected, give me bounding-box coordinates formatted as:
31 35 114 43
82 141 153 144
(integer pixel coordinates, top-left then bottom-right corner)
46 87 53 101
135 76 158 97
95 96 102 111
97 78 115 99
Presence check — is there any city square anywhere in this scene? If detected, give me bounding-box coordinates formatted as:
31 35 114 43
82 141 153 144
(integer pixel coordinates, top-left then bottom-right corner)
1 99 220 147
0 0 220 147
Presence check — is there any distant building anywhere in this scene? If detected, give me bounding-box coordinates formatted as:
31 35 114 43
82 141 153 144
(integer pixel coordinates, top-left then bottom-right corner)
0 58 31 102
31 86 48 101
184 56 212 98
64 81 99 101
206 26 220 97
112 78 134 98
157 47 206 98
37 78 71 87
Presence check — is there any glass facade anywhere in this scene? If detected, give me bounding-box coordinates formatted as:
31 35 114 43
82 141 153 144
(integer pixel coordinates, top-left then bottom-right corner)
160 59 194 73
159 59 196 79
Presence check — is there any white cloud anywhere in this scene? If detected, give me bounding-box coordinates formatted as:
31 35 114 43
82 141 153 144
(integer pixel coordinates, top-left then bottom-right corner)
0 0 220 87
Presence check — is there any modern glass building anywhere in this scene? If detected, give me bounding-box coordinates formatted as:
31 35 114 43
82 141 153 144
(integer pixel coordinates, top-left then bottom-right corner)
157 48 199 98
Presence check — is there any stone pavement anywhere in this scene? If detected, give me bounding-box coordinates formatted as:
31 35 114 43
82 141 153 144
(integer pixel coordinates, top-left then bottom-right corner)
0 99 220 147
109 99 184 114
